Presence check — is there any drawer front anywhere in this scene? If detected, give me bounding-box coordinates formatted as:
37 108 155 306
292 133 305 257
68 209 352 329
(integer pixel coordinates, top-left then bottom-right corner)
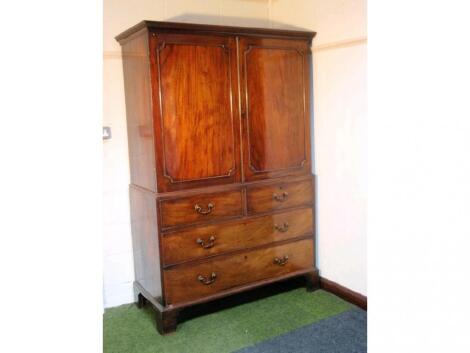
246 179 313 214
162 208 314 265
160 190 243 228
163 239 313 304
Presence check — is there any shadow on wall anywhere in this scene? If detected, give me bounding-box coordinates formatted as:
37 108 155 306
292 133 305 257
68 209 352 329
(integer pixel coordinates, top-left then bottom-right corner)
164 13 310 32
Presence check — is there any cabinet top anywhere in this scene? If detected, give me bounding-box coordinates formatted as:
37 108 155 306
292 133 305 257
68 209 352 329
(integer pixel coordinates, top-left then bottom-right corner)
115 20 316 44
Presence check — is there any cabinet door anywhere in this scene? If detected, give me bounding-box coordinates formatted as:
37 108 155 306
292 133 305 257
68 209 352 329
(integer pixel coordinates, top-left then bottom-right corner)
239 37 312 181
150 33 241 192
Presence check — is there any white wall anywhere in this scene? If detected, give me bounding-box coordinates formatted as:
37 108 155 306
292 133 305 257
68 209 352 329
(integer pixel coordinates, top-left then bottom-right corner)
103 0 367 307
313 43 367 295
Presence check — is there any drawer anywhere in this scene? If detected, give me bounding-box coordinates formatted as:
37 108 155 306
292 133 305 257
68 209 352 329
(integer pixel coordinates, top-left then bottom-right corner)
163 238 313 304
159 190 243 228
162 208 314 265
246 179 313 214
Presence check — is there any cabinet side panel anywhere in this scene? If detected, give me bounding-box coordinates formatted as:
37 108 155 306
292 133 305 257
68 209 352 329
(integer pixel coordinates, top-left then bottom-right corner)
121 30 156 191
129 187 162 300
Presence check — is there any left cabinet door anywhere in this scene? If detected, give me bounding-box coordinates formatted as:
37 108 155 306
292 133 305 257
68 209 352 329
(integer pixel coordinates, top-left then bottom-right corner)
150 33 241 192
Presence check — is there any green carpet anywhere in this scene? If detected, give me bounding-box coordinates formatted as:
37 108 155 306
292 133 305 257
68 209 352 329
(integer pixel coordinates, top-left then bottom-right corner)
103 289 352 353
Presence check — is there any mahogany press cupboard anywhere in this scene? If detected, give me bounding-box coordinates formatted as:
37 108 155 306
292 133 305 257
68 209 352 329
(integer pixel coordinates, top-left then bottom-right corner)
116 21 318 335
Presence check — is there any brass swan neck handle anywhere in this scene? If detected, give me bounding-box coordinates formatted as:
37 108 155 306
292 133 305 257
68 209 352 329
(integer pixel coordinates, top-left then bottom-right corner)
196 235 216 249
197 272 217 285
194 202 215 215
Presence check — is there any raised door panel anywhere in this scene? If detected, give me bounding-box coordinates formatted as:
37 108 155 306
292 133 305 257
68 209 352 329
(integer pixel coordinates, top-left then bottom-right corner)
150 33 241 192
239 37 312 181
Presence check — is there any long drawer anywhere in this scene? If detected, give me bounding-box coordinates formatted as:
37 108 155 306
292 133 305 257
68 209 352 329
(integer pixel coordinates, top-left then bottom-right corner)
163 238 313 304
246 179 313 214
162 207 314 265
159 190 243 228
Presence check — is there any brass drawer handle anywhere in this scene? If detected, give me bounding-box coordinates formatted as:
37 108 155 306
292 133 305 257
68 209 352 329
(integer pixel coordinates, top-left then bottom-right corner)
273 255 289 266
274 222 289 233
196 235 216 249
197 272 217 285
194 202 214 215
273 191 288 202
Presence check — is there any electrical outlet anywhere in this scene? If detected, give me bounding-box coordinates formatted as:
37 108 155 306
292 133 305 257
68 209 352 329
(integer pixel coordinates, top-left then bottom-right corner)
103 126 112 140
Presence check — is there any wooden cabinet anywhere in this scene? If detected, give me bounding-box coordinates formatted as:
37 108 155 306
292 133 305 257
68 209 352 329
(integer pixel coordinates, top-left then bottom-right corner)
117 21 318 335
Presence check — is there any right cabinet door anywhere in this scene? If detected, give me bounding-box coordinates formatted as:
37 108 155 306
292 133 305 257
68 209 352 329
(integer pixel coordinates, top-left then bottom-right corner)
239 37 312 182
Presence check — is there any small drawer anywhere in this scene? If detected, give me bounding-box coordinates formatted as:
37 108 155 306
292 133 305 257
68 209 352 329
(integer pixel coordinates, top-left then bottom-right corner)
162 207 314 265
163 238 314 304
159 190 243 228
246 179 313 214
